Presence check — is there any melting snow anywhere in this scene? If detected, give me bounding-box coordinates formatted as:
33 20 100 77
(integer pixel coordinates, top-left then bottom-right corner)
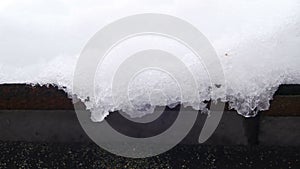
0 0 299 121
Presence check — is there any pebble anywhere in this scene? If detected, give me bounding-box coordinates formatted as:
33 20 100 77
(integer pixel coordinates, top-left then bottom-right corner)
0 141 299 169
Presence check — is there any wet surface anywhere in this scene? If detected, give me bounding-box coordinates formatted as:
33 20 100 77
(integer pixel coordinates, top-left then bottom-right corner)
0 141 299 169
0 84 73 110
1 84 299 116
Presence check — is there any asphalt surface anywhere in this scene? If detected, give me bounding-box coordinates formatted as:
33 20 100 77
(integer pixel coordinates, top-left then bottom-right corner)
0 141 299 169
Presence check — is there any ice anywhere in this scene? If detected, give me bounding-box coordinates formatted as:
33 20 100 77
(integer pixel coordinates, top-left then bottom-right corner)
0 0 299 121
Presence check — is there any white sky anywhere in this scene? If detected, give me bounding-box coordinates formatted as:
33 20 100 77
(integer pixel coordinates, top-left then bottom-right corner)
0 0 299 67
0 0 177 66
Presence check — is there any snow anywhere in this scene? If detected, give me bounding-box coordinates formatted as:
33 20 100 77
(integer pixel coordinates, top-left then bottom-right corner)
0 0 299 121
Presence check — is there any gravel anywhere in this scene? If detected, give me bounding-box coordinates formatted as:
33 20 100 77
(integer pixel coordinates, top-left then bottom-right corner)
0 141 299 169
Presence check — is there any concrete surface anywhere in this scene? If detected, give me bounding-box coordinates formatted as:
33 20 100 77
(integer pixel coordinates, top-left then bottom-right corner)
259 116 300 146
0 110 249 145
1 109 299 146
0 110 89 142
